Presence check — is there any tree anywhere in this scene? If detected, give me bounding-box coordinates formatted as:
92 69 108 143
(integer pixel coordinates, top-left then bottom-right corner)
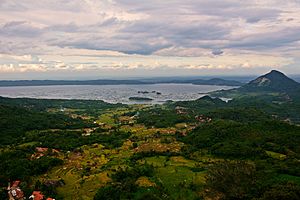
205 161 257 200
258 182 300 200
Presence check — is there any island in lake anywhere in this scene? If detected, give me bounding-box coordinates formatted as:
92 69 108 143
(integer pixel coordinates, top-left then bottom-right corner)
129 97 153 101
138 90 162 95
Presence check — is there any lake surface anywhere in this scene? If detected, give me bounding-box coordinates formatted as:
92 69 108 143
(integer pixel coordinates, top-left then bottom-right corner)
0 84 236 104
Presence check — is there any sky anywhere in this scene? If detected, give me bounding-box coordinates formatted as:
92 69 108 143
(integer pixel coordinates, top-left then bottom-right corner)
1 0 300 80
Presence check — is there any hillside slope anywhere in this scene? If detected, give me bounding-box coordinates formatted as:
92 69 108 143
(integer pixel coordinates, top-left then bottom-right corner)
240 70 300 93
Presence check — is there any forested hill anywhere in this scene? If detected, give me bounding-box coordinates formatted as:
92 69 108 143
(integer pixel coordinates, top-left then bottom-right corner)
240 70 300 93
0 97 124 145
211 70 300 100
0 79 148 86
0 104 88 145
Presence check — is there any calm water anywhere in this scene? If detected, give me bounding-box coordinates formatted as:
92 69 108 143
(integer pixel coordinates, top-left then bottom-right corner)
0 84 236 104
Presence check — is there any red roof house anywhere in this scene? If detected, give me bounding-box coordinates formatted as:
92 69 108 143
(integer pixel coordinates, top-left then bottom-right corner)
29 191 44 200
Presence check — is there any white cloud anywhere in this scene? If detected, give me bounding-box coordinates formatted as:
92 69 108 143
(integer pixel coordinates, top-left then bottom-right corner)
0 0 300 78
0 48 292 75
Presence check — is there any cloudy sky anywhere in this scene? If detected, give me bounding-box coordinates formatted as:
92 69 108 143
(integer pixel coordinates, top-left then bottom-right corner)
1 0 300 79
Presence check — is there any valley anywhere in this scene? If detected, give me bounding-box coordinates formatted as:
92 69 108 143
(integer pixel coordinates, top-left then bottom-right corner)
1 71 300 200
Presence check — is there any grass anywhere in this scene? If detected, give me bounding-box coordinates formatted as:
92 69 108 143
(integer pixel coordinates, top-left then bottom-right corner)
136 176 156 187
17 141 39 148
139 156 206 199
53 170 111 200
275 174 300 184
136 139 183 153
97 113 115 126
143 156 167 167
42 143 130 199
169 156 198 168
266 150 287 160
156 165 206 199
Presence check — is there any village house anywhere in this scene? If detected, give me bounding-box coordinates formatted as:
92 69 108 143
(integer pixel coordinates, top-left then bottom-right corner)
31 147 60 160
82 127 97 136
195 115 212 123
29 191 55 200
7 181 56 200
36 147 60 154
175 106 188 115
29 191 44 200
7 180 25 200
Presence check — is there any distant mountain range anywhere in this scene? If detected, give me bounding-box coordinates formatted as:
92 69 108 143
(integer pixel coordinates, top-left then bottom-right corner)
0 78 243 87
0 80 148 87
2 71 298 89
163 78 242 86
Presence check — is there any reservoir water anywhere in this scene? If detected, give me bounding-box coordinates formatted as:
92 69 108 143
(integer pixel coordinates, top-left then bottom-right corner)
0 84 236 104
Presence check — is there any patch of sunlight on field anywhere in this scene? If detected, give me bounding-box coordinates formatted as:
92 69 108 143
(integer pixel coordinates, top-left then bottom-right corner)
54 170 111 200
141 155 207 198
136 176 156 187
275 174 300 184
169 156 197 168
156 165 206 199
143 156 197 168
143 156 167 167
17 141 39 148
266 150 287 160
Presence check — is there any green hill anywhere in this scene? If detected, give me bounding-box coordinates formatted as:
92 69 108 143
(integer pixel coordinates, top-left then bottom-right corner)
240 70 300 93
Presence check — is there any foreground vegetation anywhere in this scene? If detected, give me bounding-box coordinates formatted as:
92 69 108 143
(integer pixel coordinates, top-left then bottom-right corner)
1 77 300 200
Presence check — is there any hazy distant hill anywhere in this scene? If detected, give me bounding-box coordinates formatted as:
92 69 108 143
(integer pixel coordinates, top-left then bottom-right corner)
191 78 242 86
0 79 148 87
0 78 243 87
